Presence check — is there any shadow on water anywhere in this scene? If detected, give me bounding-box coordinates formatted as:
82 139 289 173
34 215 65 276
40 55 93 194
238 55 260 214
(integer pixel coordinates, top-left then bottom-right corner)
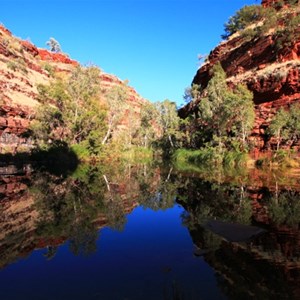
0 142 79 177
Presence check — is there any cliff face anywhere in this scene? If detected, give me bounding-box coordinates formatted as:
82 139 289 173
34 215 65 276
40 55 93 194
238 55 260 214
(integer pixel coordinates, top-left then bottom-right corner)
180 0 300 151
0 25 149 153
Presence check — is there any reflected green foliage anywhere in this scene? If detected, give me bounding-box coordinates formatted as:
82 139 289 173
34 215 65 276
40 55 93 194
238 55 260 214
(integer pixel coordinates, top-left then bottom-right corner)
32 161 183 256
32 166 107 256
177 167 300 299
0 159 300 299
268 191 300 226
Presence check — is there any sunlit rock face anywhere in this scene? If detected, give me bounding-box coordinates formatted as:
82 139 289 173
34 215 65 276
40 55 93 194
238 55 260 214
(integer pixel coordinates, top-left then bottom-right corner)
261 0 297 8
0 25 150 153
180 0 300 151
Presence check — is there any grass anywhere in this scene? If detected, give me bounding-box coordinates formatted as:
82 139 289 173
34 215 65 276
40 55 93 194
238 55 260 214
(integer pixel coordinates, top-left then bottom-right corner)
255 149 300 169
173 148 249 168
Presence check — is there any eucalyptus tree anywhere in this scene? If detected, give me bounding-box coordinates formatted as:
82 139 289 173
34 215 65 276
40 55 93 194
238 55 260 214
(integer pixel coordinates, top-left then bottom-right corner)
269 108 290 151
197 63 255 150
139 101 159 148
46 37 62 53
66 65 105 146
101 84 129 145
156 99 181 149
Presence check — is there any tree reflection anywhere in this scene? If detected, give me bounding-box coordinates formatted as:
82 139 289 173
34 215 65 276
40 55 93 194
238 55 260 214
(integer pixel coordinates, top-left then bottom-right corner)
177 174 300 300
32 162 169 257
268 191 300 227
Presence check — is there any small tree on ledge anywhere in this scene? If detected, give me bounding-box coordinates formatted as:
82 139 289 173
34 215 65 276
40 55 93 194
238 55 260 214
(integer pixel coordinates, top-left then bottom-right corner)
46 37 62 53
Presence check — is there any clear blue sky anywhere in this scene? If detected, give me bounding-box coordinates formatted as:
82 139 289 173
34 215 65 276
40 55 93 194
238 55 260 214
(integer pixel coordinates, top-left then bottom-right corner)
2 0 257 106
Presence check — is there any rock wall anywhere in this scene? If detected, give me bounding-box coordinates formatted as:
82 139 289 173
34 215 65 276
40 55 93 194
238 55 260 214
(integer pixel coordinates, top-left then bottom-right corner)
179 0 300 151
0 25 150 153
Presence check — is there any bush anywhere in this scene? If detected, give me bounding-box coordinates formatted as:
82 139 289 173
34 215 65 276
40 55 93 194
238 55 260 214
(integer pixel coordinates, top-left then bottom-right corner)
222 5 265 39
7 61 17 71
42 63 55 77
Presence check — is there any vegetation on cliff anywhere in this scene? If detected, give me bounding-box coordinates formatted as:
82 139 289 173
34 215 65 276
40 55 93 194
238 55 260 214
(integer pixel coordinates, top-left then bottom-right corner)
176 0 300 169
222 1 300 56
174 63 255 167
29 63 182 161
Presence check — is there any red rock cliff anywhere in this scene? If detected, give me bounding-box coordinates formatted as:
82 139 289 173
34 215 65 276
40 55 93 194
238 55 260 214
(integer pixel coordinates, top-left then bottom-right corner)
0 25 150 153
180 0 300 151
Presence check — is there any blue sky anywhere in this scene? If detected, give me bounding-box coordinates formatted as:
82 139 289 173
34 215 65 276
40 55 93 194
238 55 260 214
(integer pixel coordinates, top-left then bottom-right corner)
2 0 257 106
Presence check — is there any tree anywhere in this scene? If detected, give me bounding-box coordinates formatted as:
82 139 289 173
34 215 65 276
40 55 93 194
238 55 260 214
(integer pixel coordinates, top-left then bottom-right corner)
62 65 107 152
101 84 129 145
222 5 264 39
139 102 159 148
46 37 62 53
197 63 254 150
156 100 181 149
32 65 107 155
183 84 202 104
198 63 231 143
269 108 290 150
228 84 255 148
287 103 300 144
30 105 63 146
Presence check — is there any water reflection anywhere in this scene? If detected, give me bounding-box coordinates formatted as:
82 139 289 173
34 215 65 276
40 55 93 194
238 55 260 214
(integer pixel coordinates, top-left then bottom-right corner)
0 162 299 299
178 174 300 299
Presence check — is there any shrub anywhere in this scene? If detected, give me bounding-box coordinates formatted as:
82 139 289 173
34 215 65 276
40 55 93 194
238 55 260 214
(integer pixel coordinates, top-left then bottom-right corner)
222 5 265 39
42 63 55 77
7 61 17 71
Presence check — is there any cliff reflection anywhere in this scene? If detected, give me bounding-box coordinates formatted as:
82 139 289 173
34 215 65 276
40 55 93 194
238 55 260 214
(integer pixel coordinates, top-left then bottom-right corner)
0 162 299 299
0 162 178 266
178 175 300 299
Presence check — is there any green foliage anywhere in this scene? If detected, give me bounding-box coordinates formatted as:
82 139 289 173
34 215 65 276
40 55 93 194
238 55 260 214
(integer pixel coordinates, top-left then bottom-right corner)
221 3 300 46
155 99 183 156
102 84 129 145
6 58 28 74
269 103 300 150
42 63 55 77
222 5 265 39
228 84 255 148
196 63 255 150
6 60 17 71
138 102 159 148
183 83 202 104
30 105 63 148
172 147 249 168
275 15 300 52
122 147 154 163
269 191 300 226
269 108 290 150
32 65 107 157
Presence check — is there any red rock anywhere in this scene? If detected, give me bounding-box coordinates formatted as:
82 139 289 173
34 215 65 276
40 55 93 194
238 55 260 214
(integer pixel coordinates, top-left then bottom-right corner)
0 117 7 127
38 49 78 66
0 25 12 36
180 2 300 151
20 41 39 57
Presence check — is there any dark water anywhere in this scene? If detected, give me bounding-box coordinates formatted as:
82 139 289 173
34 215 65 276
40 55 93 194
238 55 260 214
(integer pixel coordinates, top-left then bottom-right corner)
0 162 299 299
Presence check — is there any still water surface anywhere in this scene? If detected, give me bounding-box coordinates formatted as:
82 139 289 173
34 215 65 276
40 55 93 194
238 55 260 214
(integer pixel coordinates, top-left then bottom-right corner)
0 162 299 299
